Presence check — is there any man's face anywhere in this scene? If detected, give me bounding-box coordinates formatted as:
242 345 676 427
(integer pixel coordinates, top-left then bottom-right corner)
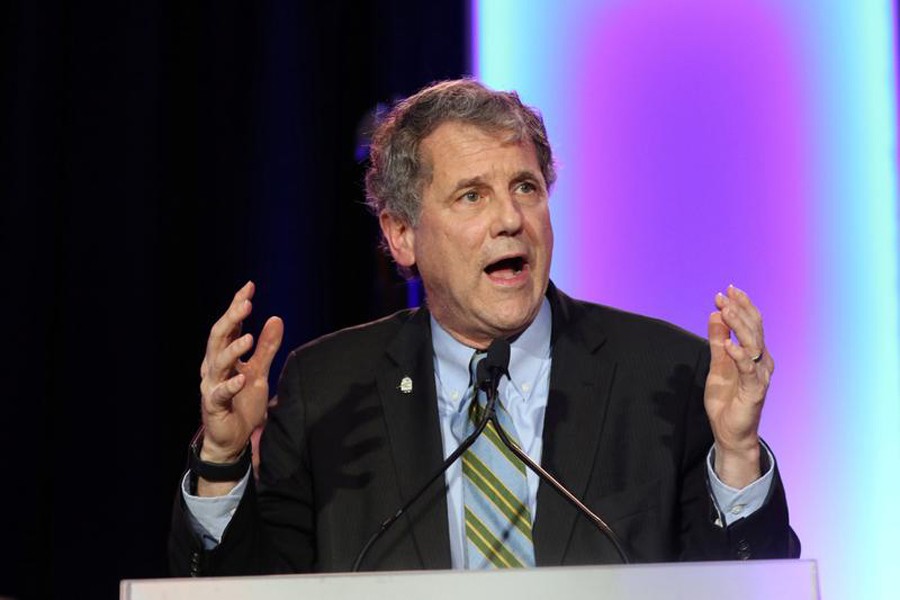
381 121 554 348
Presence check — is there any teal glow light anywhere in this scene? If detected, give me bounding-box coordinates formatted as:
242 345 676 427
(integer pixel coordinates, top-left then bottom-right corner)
805 2 900 598
474 0 601 288
475 1 900 597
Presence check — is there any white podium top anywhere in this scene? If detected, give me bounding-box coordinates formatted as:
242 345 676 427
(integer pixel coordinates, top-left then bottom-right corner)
122 559 819 600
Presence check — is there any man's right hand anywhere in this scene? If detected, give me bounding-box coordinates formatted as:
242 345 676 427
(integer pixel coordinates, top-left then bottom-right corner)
197 281 284 495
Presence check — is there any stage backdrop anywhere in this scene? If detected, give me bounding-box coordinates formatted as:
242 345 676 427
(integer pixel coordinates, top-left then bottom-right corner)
474 1 899 598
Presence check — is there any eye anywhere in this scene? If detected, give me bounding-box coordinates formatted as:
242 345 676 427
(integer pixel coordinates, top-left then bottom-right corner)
459 190 481 203
515 181 537 194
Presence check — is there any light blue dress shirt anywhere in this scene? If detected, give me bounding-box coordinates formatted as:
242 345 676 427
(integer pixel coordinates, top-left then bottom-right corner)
184 297 774 558
431 298 553 568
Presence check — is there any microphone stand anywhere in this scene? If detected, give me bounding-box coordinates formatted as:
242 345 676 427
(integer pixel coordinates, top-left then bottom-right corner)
350 384 501 572
352 337 630 569
489 411 631 564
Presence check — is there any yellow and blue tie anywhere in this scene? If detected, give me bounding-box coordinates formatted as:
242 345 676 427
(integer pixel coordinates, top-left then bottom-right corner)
463 351 535 568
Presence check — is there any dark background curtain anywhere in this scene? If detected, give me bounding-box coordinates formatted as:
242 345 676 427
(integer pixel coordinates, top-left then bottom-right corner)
1 2 468 598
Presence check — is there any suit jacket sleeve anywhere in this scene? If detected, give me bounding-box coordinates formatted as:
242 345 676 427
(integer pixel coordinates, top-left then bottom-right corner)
168 350 317 577
169 309 446 576
534 290 799 565
678 343 799 561
169 292 799 575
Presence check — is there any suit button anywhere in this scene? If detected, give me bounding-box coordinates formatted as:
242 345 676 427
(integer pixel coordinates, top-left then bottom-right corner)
190 551 201 576
736 539 751 560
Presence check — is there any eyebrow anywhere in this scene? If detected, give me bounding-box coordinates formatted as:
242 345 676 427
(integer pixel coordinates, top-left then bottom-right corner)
509 170 542 186
450 170 542 194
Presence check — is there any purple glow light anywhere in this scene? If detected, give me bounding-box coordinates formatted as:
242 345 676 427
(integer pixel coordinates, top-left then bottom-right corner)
476 0 900 597
567 1 819 554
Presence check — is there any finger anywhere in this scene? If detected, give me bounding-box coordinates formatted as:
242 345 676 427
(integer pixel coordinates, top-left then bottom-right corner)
707 311 732 366
248 316 284 378
724 338 758 377
721 300 757 341
215 281 255 336
714 291 727 311
719 287 764 338
727 284 762 322
724 337 774 387
716 292 750 339
730 286 768 360
210 333 255 380
205 373 247 410
720 299 764 357
717 290 756 331
208 283 255 355
207 298 251 358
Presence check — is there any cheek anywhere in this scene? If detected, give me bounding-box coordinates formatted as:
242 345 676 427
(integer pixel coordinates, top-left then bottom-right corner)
416 231 463 278
541 209 554 245
417 216 490 277
442 223 485 259
527 211 554 247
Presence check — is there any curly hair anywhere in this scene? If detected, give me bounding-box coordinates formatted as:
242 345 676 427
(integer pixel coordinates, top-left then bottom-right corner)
365 78 556 228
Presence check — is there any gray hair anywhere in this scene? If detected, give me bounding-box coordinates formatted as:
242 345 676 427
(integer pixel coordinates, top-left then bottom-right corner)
365 78 557 228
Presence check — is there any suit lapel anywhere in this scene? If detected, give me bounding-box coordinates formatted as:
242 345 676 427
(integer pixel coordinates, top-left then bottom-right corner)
534 287 616 566
376 308 452 569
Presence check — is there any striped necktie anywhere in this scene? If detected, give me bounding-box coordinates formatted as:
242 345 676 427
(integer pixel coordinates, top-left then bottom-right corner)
463 351 535 568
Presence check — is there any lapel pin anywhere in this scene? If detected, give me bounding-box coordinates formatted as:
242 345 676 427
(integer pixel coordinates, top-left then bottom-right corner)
399 376 413 394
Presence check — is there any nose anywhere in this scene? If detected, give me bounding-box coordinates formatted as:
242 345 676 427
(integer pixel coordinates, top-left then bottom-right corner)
490 191 524 237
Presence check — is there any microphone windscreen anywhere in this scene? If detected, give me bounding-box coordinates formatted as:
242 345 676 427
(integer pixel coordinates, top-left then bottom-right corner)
477 338 511 387
485 338 511 372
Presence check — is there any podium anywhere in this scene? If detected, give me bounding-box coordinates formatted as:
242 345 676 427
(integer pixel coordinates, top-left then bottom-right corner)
121 560 819 599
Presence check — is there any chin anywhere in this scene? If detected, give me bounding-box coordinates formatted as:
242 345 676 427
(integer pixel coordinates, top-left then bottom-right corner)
487 305 539 337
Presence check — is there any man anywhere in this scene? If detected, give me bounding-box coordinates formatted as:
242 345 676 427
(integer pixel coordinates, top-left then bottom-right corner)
169 79 799 576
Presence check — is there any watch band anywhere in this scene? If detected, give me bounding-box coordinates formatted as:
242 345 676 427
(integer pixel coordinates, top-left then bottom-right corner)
188 427 251 482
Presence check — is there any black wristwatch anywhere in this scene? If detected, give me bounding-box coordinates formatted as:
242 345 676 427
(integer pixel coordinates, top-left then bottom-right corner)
188 427 251 482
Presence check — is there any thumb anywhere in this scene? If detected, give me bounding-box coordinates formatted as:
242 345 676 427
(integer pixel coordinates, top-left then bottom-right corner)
254 316 285 377
206 373 246 412
708 311 730 366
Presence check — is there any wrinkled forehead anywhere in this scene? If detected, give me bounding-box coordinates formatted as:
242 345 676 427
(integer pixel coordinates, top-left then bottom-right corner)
417 122 527 182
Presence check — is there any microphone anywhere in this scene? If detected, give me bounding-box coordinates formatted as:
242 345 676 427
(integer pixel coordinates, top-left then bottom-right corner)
478 340 632 564
476 337 510 393
350 340 507 571
352 338 630 570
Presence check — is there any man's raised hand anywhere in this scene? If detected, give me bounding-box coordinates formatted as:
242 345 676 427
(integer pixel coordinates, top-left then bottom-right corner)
198 281 283 480
705 284 773 489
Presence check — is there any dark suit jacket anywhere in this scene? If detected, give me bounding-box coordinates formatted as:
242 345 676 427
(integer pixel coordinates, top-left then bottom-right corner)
169 285 799 576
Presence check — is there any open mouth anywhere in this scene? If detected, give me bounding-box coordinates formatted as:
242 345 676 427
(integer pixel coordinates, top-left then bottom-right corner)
484 256 527 279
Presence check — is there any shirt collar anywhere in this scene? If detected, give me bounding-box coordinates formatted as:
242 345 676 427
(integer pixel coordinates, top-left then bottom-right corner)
431 297 552 414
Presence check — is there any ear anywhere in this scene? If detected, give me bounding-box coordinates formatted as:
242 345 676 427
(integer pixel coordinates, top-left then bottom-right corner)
379 211 416 269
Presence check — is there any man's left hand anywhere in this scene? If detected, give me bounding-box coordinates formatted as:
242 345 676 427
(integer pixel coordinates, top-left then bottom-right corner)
705 285 774 489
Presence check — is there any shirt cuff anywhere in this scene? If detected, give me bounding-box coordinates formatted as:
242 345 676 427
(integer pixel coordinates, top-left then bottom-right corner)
181 468 250 550
706 442 775 527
